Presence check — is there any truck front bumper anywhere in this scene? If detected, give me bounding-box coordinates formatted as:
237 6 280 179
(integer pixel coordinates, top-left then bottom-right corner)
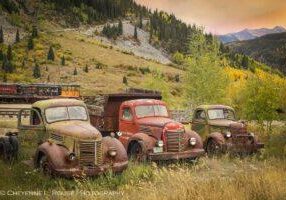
148 148 205 161
54 160 128 178
222 142 264 154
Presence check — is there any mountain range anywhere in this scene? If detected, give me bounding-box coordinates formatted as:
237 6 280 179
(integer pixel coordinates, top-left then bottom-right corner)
219 26 286 43
227 32 286 74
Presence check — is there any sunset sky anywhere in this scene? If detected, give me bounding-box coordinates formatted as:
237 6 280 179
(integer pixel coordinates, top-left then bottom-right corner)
135 0 286 34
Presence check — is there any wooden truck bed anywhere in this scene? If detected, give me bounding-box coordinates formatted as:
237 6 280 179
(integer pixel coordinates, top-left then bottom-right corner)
82 89 162 135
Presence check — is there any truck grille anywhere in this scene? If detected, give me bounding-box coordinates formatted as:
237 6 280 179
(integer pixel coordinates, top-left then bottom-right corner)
232 135 250 144
79 140 103 167
51 134 63 142
96 141 103 165
166 131 186 152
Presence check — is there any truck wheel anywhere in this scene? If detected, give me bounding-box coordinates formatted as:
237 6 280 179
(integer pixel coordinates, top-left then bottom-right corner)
129 142 146 162
9 136 19 160
0 138 13 162
206 139 221 157
39 155 53 177
0 139 4 156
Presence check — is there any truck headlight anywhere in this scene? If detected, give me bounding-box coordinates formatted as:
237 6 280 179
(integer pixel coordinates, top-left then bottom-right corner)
108 148 117 157
117 132 122 137
68 153 76 161
225 131 231 138
156 140 164 147
189 137 196 146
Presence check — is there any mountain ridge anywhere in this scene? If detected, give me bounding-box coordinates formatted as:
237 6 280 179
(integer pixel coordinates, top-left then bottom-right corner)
219 26 286 43
227 32 286 74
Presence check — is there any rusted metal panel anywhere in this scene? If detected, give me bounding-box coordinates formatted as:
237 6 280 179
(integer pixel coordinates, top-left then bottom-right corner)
0 83 79 103
191 104 264 155
84 90 162 133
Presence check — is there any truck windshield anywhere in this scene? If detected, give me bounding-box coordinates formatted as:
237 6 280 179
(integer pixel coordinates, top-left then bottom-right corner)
135 105 168 118
208 109 235 120
45 106 88 123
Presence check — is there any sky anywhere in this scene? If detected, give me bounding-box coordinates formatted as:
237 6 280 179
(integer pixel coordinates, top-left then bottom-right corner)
135 0 286 35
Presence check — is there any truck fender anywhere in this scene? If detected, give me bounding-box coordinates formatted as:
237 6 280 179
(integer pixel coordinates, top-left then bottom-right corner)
185 130 204 149
34 142 70 170
127 133 157 154
204 132 226 148
102 136 128 162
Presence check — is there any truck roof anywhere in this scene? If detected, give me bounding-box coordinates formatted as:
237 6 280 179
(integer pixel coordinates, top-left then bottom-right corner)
122 99 166 107
32 99 85 109
196 105 234 111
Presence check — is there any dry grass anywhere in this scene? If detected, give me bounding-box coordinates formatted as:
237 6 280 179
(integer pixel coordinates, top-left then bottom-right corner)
53 158 286 200
0 119 285 200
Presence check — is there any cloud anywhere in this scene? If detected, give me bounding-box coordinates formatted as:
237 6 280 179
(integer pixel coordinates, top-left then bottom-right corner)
135 0 286 34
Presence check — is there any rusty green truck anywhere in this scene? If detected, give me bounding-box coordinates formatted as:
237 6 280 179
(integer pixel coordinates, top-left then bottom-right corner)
0 99 128 177
191 105 264 155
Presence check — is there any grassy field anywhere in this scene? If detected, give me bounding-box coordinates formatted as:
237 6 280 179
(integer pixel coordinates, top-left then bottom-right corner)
4 27 184 108
0 152 285 200
0 117 285 200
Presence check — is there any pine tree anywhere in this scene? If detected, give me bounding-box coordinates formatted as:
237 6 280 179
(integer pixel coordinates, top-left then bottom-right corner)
2 57 14 73
0 50 3 61
61 56 65 66
33 63 41 78
27 37 34 50
3 73 7 82
149 25 153 43
32 26 38 38
134 25 138 40
47 46 55 61
84 65 89 73
22 59 25 68
2 54 7 71
123 76 128 85
74 67 77 75
139 13 143 28
118 20 123 35
15 29 20 43
0 26 4 43
241 55 249 69
7 45 12 61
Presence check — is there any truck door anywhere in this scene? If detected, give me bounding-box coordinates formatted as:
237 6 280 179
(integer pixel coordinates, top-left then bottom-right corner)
119 106 137 136
192 109 208 139
17 108 46 159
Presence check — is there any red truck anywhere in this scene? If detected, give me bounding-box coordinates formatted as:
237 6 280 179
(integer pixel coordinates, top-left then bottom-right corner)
85 89 205 161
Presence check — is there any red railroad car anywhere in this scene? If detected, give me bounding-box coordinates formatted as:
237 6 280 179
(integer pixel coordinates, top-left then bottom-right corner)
0 84 18 95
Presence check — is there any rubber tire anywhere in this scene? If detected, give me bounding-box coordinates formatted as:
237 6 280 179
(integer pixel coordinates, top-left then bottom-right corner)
39 155 54 177
206 139 222 157
9 136 19 160
129 142 146 162
2 138 13 162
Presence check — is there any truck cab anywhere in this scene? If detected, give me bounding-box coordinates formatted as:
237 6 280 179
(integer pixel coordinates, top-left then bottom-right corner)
87 91 205 162
118 99 205 161
1 99 128 177
191 105 264 155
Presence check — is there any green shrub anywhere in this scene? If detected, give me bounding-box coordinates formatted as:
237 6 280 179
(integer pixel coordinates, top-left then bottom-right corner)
172 51 185 65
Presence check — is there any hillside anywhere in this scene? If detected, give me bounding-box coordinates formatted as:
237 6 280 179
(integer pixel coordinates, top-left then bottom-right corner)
219 26 286 43
227 32 286 74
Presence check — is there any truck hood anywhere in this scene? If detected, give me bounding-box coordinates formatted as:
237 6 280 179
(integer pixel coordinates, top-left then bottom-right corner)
137 117 184 140
137 117 177 128
46 121 101 140
208 119 235 127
